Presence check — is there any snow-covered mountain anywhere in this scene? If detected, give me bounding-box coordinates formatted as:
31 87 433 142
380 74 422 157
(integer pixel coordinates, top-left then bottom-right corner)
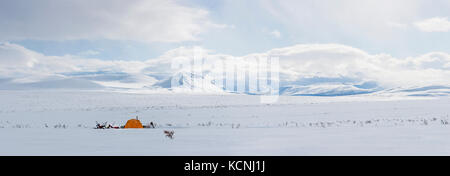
0 77 104 90
2 69 450 97
2 43 450 97
153 71 224 93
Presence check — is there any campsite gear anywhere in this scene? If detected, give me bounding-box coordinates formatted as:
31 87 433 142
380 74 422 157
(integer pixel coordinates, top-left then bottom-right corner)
95 121 107 129
124 119 143 128
143 122 156 128
164 130 174 139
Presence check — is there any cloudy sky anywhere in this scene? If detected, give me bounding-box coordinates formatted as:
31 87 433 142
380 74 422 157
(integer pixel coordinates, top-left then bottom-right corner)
1 0 449 59
1 0 450 93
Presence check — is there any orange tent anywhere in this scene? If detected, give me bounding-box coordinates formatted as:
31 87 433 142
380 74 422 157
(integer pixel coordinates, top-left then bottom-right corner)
124 119 143 128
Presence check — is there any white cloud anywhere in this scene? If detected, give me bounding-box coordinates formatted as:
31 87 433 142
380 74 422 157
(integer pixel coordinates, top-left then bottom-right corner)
263 44 450 88
414 17 450 32
0 43 38 68
270 30 281 38
78 50 101 57
261 0 421 38
0 42 148 81
0 0 223 42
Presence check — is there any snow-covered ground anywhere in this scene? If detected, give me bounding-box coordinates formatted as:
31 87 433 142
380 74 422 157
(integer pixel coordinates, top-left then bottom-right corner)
1 90 450 155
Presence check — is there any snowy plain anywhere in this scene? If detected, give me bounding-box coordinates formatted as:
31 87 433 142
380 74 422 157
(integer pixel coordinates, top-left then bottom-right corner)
1 90 450 155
